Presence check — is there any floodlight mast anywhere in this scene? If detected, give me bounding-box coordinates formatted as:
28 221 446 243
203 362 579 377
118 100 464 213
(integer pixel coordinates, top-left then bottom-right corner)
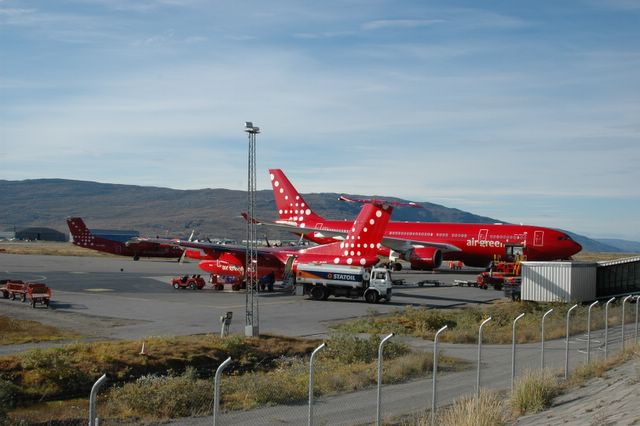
244 122 260 337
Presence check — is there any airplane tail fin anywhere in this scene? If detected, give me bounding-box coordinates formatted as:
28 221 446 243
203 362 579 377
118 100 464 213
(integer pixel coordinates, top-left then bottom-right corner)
269 169 325 226
66 217 95 246
306 200 393 266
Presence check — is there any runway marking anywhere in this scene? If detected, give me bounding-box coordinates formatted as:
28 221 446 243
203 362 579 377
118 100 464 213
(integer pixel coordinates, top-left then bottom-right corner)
71 272 89 274
84 288 114 292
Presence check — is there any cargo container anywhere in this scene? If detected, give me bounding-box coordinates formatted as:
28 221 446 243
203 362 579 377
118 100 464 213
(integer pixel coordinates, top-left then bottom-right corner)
521 261 597 303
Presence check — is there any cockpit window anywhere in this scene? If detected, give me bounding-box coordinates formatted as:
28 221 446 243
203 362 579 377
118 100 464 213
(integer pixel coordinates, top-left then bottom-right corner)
557 235 573 241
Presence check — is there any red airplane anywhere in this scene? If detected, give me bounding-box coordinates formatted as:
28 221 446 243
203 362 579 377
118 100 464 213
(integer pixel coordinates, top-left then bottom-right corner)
66 217 184 260
136 200 393 280
265 169 582 270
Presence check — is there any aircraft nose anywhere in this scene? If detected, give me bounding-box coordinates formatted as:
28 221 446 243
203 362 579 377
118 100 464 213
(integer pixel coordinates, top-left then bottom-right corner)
570 240 582 256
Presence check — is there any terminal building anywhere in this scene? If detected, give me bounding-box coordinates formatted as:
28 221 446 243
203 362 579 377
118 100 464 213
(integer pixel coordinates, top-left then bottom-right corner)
15 227 67 242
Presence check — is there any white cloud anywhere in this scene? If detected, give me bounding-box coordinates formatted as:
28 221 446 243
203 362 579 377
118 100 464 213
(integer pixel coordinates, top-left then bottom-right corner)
362 19 445 31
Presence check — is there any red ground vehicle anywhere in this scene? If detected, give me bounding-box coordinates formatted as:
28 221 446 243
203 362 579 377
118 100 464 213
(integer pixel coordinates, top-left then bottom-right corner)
171 275 206 290
476 261 522 290
1 280 52 308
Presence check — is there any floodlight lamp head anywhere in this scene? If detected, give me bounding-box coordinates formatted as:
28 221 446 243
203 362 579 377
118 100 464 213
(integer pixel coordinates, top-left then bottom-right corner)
244 122 260 133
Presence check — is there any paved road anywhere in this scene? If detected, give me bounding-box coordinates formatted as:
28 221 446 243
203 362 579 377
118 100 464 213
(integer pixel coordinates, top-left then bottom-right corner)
1 253 499 343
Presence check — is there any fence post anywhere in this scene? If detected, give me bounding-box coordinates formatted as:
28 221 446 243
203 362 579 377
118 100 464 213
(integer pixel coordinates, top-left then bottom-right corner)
604 297 615 359
431 325 448 426
88 373 108 426
476 317 492 398
308 342 326 426
376 333 394 426
511 313 525 391
541 308 554 370
213 357 232 426
587 300 599 363
635 296 640 345
622 295 632 351
565 304 578 379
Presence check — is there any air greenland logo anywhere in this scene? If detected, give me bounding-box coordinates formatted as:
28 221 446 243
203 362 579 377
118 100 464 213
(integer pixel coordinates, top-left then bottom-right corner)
466 238 504 248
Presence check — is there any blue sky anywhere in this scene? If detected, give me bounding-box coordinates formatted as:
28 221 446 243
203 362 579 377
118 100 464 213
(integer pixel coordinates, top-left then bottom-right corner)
1 0 639 240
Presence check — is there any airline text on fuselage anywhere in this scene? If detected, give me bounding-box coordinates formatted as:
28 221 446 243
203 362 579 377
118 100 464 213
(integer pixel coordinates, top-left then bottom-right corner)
466 238 504 248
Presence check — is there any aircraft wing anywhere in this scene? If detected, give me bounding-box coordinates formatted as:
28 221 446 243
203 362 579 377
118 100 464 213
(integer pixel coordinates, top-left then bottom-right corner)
250 218 347 240
380 236 462 253
134 238 287 265
248 218 462 253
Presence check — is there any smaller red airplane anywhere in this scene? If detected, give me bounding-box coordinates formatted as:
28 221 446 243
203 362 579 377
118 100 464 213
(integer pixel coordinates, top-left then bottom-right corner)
136 199 394 281
66 217 184 260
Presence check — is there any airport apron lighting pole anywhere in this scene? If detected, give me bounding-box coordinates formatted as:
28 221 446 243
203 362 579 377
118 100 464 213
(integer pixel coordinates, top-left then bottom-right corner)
244 122 260 337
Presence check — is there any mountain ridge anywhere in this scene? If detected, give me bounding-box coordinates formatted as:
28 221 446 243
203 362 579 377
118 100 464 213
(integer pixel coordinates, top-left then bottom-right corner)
0 178 631 253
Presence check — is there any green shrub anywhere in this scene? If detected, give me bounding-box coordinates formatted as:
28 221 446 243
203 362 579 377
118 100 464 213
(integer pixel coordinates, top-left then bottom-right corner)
20 347 92 396
222 358 308 408
107 367 213 418
0 378 23 416
323 334 409 364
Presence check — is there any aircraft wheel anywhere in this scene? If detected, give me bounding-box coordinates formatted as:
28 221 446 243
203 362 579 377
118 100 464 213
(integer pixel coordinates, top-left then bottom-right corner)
310 286 325 301
393 262 403 271
133 255 140 261
364 290 379 304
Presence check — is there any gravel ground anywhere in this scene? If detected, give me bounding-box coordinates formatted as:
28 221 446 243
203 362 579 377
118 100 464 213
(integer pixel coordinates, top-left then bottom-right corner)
517 359 640 426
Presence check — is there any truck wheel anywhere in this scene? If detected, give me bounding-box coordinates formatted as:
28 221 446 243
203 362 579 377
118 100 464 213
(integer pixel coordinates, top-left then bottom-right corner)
21 294 26 302
1 291 7 299
44 299 50 308
31 299 36 308
10 293 15 300
173 283 180 289
189 283 197 290
310 286 325 301
364 290 379 304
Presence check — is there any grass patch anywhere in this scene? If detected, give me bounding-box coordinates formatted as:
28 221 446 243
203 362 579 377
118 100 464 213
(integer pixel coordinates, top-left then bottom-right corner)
0 316 80 346
334 300 637 344
0 334 318 405
3 333 469 423
510 369 559 415
438 390 509 426
0 241 114 257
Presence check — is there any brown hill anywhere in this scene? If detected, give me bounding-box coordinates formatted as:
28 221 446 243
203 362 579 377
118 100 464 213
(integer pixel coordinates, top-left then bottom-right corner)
0 179 498 242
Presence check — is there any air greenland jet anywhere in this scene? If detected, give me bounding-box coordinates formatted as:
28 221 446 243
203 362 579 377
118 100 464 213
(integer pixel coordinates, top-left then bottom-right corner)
266 169 582 270
66 217 184 260
135 200 394 280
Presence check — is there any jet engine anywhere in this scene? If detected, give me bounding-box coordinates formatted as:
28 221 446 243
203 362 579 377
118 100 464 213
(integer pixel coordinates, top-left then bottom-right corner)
404 247 443 270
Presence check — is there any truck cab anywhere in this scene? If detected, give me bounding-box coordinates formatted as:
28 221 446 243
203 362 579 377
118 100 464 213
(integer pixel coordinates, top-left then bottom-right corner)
366 268 393 303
